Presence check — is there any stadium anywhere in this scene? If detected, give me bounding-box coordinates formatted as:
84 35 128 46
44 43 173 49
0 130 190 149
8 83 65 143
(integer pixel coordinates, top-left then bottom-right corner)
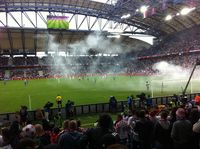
0 0 200 149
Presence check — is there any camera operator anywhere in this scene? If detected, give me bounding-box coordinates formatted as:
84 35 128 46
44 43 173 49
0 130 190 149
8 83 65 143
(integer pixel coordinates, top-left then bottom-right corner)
65 100 74 119
44 101 53 122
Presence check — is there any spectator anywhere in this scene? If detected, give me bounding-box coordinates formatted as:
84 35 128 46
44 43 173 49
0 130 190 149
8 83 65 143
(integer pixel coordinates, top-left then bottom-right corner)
153 110 172 149
35 109 51 131
35 124 51 148
1 127 13 149
16 138 37 149
114 114 130 145
50 127 60 144
109 96 117 113
146 95 153 108
65 100 74 119
43 101 53 122
77 120 86 133
127 96 133 111
21 124 36 139
133 110 154 149
79 114 119 149
19 106 28 126
171 108 193 149
58 120 82 149
193 118 200 149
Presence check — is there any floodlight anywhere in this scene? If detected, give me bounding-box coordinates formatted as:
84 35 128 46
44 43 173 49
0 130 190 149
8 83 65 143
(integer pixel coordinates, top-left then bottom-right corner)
140 5 149 13
180 7 196 15
165 15 172 21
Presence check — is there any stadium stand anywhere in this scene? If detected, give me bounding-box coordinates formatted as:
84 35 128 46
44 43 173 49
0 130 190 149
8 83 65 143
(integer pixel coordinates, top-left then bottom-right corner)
0 0 200 148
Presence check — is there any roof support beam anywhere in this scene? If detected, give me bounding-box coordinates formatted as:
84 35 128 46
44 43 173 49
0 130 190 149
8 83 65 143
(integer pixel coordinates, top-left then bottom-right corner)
5 11 13 56
0 4 152 34
21 29 25 55
8 12 22 28
34 30 37 55
38 11 47 24
7 28 13 55
102 19 109 30
78 15 87 29
23 11 36 28
90 17 98 30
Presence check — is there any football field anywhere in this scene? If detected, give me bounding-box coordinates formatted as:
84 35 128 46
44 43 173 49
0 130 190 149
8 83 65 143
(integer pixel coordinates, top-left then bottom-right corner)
0 75 199 113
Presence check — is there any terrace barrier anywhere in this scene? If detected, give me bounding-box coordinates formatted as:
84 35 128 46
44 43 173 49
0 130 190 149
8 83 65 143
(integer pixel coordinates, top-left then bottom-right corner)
0 93 197 126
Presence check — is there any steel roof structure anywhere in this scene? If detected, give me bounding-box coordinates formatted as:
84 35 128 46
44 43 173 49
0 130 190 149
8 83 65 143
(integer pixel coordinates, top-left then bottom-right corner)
0 0 199 56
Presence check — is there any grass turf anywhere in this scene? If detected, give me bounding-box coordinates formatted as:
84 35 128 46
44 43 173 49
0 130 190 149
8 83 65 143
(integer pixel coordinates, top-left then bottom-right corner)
0 75 199 113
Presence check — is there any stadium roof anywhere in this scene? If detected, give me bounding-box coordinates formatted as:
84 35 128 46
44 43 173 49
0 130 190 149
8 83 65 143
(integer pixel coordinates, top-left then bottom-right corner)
0 0 200 55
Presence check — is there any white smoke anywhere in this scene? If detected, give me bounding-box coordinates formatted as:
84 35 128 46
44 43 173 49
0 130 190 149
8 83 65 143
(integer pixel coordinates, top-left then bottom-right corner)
44 32 129 76
153 61 190 80
39 31 150 80
68 32 124 54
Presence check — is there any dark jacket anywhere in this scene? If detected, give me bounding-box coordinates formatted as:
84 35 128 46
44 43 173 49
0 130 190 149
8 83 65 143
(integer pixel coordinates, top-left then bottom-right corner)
58 131 82 149
171 119 193 149
134 118 154 149
153 120 172 149
79 127 119 149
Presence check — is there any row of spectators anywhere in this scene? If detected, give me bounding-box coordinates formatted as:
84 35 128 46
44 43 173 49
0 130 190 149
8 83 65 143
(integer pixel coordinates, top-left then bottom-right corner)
0 56 120 67
0 100 200 149
0 56 38 66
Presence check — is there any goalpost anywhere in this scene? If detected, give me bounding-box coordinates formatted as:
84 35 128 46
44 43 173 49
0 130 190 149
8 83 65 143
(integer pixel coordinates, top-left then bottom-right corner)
150 78 200 97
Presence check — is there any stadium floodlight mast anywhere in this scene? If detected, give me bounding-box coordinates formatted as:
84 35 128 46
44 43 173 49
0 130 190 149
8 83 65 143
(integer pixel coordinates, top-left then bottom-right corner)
182 59 200 96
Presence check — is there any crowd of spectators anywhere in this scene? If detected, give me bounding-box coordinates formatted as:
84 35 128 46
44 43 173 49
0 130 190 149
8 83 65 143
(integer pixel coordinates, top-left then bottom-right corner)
0 95 200 149
0 26 200 79
0 57 9 66
138 25 200 57
0 51 200 79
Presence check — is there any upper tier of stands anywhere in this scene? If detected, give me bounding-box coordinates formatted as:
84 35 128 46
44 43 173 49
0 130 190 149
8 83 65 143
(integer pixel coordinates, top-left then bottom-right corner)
138 25 200 57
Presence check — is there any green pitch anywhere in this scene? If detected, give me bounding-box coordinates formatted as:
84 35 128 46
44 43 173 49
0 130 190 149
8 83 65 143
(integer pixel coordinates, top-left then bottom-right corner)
0 76 199 113
47 19 69 29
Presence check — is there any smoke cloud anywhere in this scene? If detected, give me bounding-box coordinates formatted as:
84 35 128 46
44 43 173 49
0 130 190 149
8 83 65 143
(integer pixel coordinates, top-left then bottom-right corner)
40 33 153 91
150 61 194 93
45 32 139 76
68 32 124 54
152 61 190 80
